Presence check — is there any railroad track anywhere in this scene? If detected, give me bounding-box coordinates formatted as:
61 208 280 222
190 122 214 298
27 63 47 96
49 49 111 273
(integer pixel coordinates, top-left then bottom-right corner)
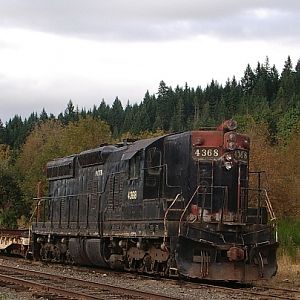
179 281 300 300
0 265 180 300
65 261 300 299
1 256 299 299
249 284 300 300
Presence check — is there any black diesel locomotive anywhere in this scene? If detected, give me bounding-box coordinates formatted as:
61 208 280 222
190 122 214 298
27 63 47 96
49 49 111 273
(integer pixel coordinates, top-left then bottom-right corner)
32 120 278 282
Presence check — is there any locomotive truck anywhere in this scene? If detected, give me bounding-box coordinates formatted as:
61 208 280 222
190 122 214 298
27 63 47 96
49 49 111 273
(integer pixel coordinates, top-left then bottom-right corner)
30 119 278 282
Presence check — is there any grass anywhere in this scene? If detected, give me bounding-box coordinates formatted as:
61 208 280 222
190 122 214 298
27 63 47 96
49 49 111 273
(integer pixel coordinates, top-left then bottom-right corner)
277 217 300 260
258 218 300 285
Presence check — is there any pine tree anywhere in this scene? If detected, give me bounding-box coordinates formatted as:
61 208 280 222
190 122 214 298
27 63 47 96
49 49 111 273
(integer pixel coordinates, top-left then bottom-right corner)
241 64 255 95
39 108 48 122
278 56 296 107
267 64 279 104
4 115 25 149
157 81 173 130
205 80 221 124
143 90 157 127
108 97 124 137
98 99 110 122
122 101 133 133
139 105 151 132
153 113 163 131
0 119 5 144
295 59 300 95
170 97 184 132
64 100 78 124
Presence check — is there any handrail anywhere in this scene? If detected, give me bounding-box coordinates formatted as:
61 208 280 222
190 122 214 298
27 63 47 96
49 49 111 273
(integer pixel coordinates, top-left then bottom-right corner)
163 193 182 245
178 185 231 235
33 191 103 201
242 187 276 222
178 186 201 235
262 189 276 222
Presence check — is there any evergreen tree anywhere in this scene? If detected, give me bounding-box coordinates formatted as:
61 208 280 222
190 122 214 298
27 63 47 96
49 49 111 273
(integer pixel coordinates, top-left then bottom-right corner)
153 113 163 131
91 105 98 118
0 165 27 228
295 59 300 95
80 108 87 119
182 83 194 124
170 97 184 132
278 56 296 108
277 107 300 141
252 76 266 98
198 102 215 127
241 64 255 95
205 80 221 123
143 90 157 127
122 101 133 133
25 112 39 134
39 108 48 122
0 119 4 144
267 64 279 104
98 99 110 122
156 81 173 130
64 100 79 123
4 115 25 149
108 97 124 137
138 105 151 132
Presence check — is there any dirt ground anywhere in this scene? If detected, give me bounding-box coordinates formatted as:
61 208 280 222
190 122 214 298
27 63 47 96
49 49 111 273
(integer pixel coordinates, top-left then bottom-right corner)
267 254 300 288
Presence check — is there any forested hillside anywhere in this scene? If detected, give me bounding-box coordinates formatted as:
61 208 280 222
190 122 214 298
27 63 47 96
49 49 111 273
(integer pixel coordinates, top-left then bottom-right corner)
0 56 300 228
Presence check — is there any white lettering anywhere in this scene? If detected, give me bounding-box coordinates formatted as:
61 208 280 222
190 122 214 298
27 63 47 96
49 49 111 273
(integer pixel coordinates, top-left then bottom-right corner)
128 190 137 200
95 169 103 176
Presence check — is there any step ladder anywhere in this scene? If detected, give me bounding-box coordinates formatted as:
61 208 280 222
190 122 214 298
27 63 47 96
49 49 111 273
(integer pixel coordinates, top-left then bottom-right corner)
197 160 214 213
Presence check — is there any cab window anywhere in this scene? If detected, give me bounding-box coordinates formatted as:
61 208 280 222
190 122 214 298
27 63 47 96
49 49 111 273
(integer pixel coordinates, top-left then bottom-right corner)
129 154 140 179
147 147 161 175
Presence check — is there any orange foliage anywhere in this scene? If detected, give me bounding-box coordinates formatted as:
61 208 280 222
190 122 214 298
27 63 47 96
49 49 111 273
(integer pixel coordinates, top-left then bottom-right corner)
17 117 112 206
245 122 300 217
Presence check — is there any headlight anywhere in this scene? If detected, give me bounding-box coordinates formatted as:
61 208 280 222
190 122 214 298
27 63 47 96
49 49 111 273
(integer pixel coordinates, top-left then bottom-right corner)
243 138 250 149
224 161 233 170
228 133 236 142
224 119 237 131
226 132 236 150
228 141 236 150
224 152 233 161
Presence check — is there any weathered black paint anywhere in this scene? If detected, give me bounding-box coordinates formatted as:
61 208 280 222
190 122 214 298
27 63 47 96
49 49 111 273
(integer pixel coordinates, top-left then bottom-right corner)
32 122 278 282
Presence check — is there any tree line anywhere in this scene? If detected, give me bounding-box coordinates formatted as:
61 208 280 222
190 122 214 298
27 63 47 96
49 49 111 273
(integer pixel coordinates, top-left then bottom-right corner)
0 56 299 227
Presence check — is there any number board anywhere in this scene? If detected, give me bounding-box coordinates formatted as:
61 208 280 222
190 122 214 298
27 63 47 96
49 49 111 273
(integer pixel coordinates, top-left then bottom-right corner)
234 150 248 162
194 147 220 159
128 190 137 200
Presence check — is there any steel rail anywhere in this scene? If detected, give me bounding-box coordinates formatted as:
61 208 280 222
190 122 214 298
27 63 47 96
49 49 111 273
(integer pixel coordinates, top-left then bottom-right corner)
2 258 299 300
0 273 101 300
181 281 300 300
0 265 180 300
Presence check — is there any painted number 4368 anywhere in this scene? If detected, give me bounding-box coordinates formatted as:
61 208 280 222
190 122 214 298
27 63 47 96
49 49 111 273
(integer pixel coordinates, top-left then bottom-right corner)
128 190 137 200
195 148 219 157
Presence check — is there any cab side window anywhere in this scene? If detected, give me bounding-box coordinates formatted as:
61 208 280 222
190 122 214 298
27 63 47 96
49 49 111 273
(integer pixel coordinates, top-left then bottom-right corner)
129 154 140 179
147 147 161 175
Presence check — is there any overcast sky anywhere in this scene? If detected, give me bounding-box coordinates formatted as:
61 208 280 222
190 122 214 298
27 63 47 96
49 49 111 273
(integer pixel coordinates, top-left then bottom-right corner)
0 0 300 123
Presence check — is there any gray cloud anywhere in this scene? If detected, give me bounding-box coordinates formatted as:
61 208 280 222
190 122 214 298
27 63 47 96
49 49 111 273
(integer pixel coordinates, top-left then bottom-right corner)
0 0 299 41
1 0 300 123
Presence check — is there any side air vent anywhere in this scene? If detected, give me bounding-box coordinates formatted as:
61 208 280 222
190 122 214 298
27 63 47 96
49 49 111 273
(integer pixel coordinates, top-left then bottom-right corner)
46 156 75 180
78 145 117 167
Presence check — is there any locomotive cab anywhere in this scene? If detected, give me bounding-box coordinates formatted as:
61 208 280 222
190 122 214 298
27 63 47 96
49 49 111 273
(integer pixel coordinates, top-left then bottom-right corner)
190 119 250 223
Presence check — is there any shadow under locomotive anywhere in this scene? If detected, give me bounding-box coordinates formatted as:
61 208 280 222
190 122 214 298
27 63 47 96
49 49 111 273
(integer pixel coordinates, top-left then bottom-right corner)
30 119 278 282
